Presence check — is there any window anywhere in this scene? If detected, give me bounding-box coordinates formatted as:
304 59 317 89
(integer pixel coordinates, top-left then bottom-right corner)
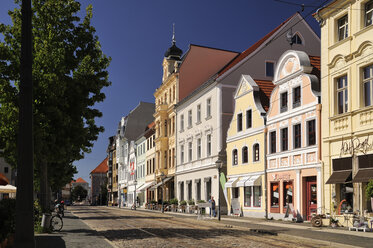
164 151 167 169
338 15 348 41
271 183 279 208
164 120 167 137
197 104 201 123
188 142 192 161
205 178 212 200
188 182 192 200
206 98 211 118
307 120 316 146
266 61 274 77
293 86 301 108
283 181 293 207
365 1 373 27
180 182 184 201
233 187 239 198
197 138 201 159
180 115 184 131
196 180 201 200
253 144 259 162
244 187 252 207
281 128 288 152
363 64 373 107
180 145 184 164
4 167 8 173
246 109 252 129
293 124 301 149
280 92 288 113
242 146 248 163
291 34 302 44
337 75 348 114
253 186 261 207
207 134 211 156
270 131 276 154
237 113 243 132
232 149 238 165
188 110 192 127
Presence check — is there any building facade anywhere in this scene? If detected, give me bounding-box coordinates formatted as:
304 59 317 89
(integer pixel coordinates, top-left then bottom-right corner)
315 0 373 214
135 136 147 207
143 123 156 203
266 50 321 220
90 157 108 205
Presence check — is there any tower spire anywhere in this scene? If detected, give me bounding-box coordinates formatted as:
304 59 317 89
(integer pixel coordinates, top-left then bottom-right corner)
172 23 176 44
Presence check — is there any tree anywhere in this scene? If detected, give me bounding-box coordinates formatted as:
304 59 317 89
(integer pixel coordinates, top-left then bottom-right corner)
0 0 111 212
71 185 87 202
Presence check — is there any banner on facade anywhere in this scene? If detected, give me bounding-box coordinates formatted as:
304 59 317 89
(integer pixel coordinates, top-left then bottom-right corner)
231 198 241 216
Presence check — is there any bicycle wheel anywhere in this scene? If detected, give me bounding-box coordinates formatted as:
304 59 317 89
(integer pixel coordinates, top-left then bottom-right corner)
50 216 63 231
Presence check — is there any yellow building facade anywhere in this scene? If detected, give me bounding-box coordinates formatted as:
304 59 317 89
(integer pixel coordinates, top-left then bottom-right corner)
226 75 273 217
153 39 182 201
316 0 373 214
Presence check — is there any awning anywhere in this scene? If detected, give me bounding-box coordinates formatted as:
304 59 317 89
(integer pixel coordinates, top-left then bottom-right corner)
325 170 352 184
236 177 251 187
0 173 9 185
353 168 373 182
0 184 16 193
149 177 172 191
225 178 239 188
136 181 155 192
245 175 262 186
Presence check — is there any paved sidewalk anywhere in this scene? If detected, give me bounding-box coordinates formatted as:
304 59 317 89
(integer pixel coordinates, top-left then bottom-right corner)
35 211 113 248
117 206 372 248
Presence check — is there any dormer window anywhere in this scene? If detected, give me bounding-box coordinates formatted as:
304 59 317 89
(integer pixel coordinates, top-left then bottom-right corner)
291 34 302 45
337 15 348 41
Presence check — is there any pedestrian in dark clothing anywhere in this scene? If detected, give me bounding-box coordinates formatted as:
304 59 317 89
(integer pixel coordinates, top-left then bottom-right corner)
211 197 216 217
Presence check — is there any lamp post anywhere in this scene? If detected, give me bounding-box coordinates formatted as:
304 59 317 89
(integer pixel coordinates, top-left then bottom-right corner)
215 159 223 221
134 179 137 210
160 172 165 213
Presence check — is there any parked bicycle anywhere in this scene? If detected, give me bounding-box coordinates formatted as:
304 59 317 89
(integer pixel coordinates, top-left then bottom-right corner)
50 209 63 232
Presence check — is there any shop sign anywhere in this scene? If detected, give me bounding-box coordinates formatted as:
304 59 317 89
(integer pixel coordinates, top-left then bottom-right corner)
340 135 373 157
272 174 291 181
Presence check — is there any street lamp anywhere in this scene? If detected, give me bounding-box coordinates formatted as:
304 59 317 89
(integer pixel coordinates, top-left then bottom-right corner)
160 172 165 213
134 179 137 210
215 159 223 221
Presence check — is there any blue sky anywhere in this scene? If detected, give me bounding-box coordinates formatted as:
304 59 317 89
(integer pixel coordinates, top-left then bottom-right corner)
0 0 325 185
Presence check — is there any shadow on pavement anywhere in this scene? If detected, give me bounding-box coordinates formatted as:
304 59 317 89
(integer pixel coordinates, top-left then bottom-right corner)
35 235 66 248
79 215 170 221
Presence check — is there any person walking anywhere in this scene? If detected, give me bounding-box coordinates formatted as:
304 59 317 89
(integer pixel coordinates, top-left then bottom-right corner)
210 197 216 217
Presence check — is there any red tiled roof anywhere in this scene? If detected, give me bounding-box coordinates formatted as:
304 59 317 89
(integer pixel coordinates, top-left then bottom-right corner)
90 157 108 174
0 173 9 185
255 80 275 112
309 55 320 79
147 122 155 129
219 13 297 77
74 177 88 183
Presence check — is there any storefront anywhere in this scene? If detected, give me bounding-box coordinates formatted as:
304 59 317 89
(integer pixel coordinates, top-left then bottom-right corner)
267 168 319 220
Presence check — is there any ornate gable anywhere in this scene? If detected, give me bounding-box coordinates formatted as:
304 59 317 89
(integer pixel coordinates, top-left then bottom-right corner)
234 75 258 99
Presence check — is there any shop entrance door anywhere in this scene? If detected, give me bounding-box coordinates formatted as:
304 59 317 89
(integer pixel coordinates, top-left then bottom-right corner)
306 177 317 220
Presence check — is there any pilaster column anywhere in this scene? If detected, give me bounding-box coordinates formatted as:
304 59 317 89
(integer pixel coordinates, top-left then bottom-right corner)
317 167 322 214
296 169 301 213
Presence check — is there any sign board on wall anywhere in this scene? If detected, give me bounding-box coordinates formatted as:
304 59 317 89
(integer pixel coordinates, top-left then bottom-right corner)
231 198 241 216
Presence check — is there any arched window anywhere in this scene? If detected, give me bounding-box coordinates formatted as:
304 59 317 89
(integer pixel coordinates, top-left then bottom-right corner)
232 149 238 165
253 144 260 162
292 33 302 45
242 146 248 163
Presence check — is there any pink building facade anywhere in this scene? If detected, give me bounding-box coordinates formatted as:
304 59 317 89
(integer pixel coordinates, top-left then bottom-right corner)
266 50 321 220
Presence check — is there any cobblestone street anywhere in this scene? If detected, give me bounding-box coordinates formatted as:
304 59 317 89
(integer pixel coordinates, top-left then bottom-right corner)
68 206 360 248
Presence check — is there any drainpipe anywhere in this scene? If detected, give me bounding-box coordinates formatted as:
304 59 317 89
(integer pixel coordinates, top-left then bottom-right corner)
264 117 268 220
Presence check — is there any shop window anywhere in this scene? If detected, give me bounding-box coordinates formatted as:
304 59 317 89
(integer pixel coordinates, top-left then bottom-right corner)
283 181 293 207
337 15 348 41
253 186 261 207
363 64 373 107
307 120 316 146
242 146 248 163
271 183 280 209
337 75 348 114
196 180 201 201
293 124 301 149
233 187 239 198
188 182 192 200
365 0 373 27
205 179 212 200
293 86 301 108
244 187 252 207
281 127 288 151
237 113 243 132
253 143 260 162
280 92 288 113
270 131 276 154
246 109 252 129
232 149 238 165
338 183 353 214
180 182 184 201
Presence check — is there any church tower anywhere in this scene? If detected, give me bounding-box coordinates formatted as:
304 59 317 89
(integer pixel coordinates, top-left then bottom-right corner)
162 24 183 82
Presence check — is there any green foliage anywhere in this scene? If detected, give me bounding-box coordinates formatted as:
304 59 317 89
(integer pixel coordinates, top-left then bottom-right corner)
197 199 206 203
179 200 187 206
71 185 87 201
169 198 178 205
187 199 195 205
0 0 111 197
33 200 45 233
0 199 16 242
365 180 373 198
